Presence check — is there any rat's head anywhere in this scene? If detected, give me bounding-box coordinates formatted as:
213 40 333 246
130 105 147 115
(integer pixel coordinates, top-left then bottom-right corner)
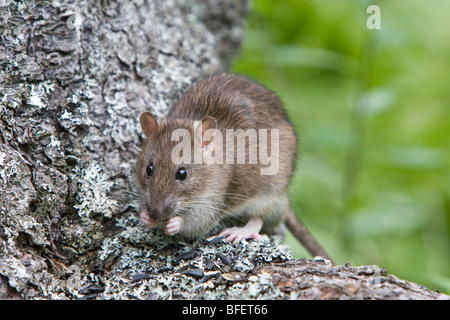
135 112 229 238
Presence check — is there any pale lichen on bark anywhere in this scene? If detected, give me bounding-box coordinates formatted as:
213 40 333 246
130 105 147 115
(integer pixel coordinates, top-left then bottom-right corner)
0 0 249 299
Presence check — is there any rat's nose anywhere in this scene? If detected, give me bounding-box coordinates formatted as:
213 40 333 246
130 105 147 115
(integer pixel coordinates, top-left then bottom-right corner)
147 195 173 222
148 206 165 222
147 198 171 222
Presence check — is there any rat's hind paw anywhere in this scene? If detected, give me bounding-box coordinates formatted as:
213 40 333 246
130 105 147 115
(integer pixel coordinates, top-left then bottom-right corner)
219 217 263 244
219 227 261 244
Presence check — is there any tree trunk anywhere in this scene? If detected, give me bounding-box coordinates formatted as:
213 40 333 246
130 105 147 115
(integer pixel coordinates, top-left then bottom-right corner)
0 0 447 300
0 0 248 299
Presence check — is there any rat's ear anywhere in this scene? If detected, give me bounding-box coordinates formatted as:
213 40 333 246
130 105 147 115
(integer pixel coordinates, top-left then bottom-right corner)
140 112 158 137
195 116 217 148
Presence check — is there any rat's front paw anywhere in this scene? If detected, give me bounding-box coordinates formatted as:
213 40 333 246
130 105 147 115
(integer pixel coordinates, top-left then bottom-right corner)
140 210 158 227
164 216 182 236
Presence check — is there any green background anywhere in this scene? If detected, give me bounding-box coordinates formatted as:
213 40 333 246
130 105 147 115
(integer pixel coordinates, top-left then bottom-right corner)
233 0 450 293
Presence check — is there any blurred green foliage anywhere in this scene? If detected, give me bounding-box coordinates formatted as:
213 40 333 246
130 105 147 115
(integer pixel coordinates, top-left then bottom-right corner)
233 0 450 293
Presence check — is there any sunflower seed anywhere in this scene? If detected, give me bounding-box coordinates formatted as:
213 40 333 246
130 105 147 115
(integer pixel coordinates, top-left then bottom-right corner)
206 235 225 244
217 253 233 266
78 284 104 295
198 271 220 283
174 264 189 274
129 273 151 283
185 268 204 279
157 267 174 273
221 273 235 281
176 251 200 261
205 257 214 270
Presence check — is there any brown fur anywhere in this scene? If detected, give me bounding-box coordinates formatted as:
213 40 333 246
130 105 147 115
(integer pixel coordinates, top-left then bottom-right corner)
135 73 332 261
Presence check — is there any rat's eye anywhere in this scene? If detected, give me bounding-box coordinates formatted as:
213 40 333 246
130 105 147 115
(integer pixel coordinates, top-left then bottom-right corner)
176 168 187 180
146 164 154 176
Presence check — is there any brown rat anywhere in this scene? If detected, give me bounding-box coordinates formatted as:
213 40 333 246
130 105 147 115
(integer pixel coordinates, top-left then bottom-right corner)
135 73 332 262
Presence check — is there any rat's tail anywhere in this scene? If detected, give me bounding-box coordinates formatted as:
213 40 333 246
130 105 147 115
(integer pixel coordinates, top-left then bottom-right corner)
285 208 334 264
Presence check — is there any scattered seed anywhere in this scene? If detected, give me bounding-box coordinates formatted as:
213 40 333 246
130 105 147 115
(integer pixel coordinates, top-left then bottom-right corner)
176 251 199 261
217 253 233 266
214 262 224 273
185 269 204 279
78 284 104 295
198 272 220 284
205 257 214 270
174 264 189 274
129 273 151 283
78 283 91 293
221 273 235 281
157 267 173 273
206 235 225 244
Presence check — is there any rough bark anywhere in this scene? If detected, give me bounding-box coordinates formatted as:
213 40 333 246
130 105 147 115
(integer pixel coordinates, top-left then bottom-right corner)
0 0 447 300
0 0 248 299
